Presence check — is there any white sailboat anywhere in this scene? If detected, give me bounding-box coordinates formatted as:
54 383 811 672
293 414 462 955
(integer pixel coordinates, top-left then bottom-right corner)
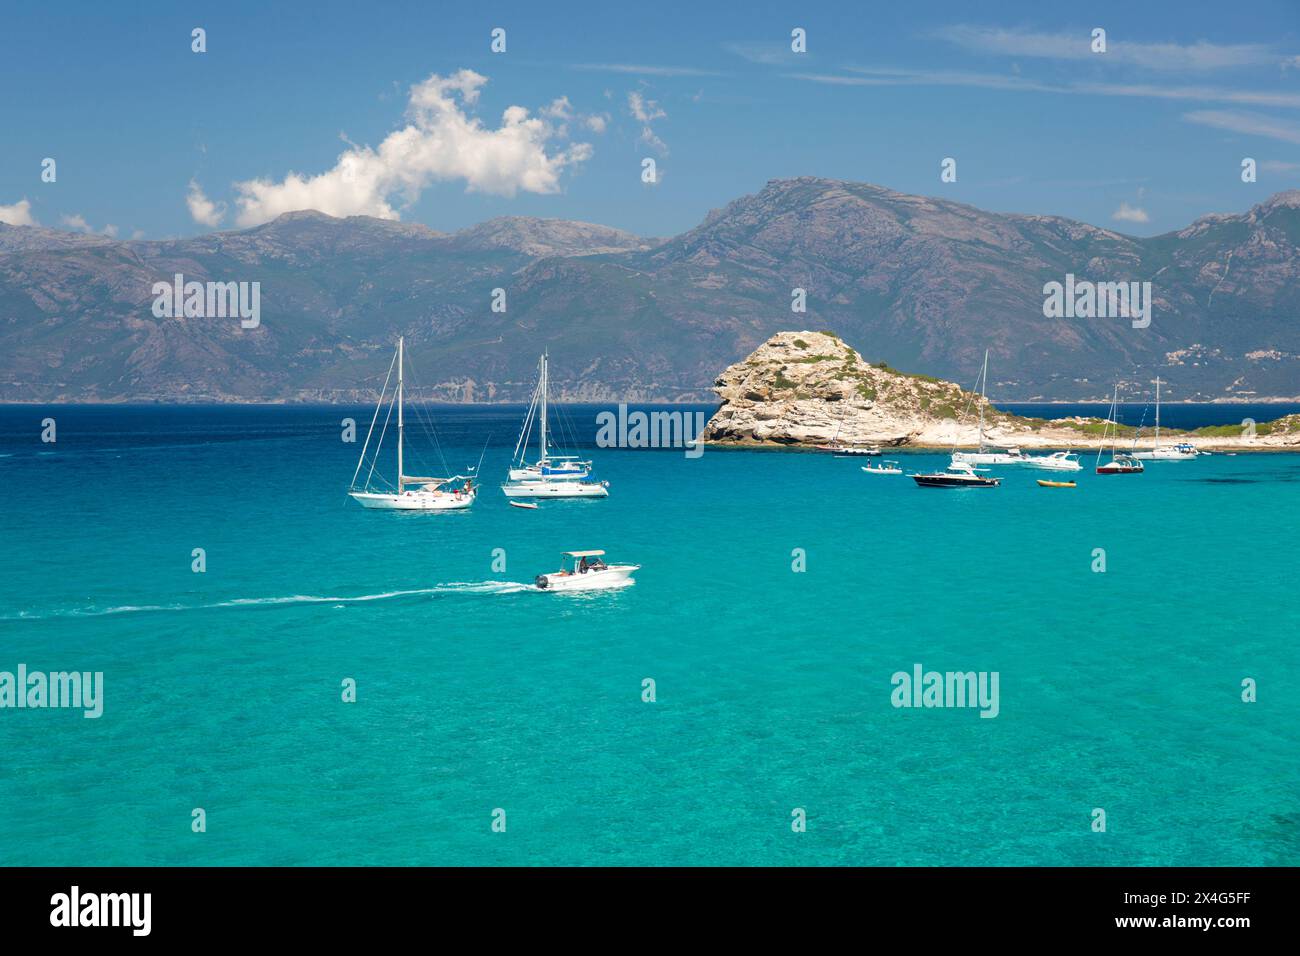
951 350 1028 466
347 337 478 511
502 352 609 499
1131 377 1198 460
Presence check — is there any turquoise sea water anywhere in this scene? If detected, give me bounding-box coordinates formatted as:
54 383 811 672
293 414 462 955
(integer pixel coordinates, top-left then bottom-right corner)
1 404 1298 866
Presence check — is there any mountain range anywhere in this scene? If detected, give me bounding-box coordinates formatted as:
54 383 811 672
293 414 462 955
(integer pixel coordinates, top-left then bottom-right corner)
3 177 1299 403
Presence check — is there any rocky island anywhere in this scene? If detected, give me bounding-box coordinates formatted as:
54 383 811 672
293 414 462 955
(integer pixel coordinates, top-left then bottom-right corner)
702 331 1300 451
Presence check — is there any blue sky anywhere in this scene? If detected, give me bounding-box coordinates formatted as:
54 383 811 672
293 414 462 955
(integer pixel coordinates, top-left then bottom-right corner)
2 0 1298 240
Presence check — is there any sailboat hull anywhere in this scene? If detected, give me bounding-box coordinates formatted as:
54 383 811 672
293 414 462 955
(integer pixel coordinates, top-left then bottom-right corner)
349 490 476 511
501 481 608 499
951 451 1026 465
1130 449 1197 461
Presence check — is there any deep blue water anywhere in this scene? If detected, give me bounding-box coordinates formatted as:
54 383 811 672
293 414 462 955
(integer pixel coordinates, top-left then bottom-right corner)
1 404 1298 866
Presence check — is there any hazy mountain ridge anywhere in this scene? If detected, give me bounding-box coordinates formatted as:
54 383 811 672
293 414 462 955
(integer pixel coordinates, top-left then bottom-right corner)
2 178 1299 402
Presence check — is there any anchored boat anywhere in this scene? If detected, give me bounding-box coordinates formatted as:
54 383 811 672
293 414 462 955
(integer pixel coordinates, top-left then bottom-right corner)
1131 377 1198 461
534 550 639 592
1024 451 1083 471
1036 479 1077 488
951 351 1029 466
1096 385 1145 475
347 338 479 511
911 461 1002 488
862 460 903 475
502 352 609 499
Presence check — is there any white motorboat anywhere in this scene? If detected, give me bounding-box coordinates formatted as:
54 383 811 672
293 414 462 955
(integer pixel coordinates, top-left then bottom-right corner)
1024 451 1083 472
956 447 1024 465
348 338 478 511
861 460 903 475
950 350 1029 466
1131 377 1198 461
502 352 609 499
534 550 639 592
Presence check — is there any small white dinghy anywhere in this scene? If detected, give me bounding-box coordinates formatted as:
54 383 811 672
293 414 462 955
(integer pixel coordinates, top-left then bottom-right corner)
534 550 639 592
861 460 902 475
509 501 539 510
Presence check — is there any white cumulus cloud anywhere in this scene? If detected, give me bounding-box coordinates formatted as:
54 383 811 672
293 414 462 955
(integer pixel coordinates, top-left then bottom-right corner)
195 69 592 229
60 213 119 236
0 199 37 226
187 180 227 227
1112 202 1150 224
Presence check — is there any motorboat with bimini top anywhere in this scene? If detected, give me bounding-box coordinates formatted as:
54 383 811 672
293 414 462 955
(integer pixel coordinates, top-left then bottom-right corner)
1095 385 1145 475
911 461 1002 488
503 352 609 499
534 551 639 592
347 338 480 511
1131 377 1198 461
951 350 1029 466
861 460 903 475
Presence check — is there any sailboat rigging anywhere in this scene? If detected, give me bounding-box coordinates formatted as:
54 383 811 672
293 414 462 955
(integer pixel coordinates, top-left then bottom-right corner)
1095 385 1144 475
1131 376 1198 460
502 352 609 499
347 337 478 511
951 350 1027 466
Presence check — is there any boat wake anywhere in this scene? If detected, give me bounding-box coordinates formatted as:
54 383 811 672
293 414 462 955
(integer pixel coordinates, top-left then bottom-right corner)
1 582 538 621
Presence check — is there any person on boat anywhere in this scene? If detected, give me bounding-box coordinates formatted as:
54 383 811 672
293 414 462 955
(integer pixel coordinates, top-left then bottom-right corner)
578 556 590 573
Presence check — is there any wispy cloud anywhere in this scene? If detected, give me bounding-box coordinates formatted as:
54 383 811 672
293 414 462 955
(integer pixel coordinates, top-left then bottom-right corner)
628 91 669 155
723 41 799 66
934 25 1284 71
786 66 1300 109
1112 202 1150 223
1184 110 1300 145
573 63 724 77
1261 159 1300 172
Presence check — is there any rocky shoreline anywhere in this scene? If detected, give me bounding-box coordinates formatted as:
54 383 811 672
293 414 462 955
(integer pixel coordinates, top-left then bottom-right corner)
701 331 1300 452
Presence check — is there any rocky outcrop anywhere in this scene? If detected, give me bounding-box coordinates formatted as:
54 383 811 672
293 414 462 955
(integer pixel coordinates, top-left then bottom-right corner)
703 331 1300 450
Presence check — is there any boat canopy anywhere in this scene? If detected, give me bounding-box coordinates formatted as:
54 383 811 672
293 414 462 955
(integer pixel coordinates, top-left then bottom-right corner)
565 550 605 557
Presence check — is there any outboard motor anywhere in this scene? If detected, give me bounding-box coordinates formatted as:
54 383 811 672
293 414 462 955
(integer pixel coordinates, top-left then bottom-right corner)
535 574 549 590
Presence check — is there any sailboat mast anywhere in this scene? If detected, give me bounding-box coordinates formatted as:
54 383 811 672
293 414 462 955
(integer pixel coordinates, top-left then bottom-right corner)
1154 376 1161 447
397 336 404 492
539 352 548 463
978 349 988 451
